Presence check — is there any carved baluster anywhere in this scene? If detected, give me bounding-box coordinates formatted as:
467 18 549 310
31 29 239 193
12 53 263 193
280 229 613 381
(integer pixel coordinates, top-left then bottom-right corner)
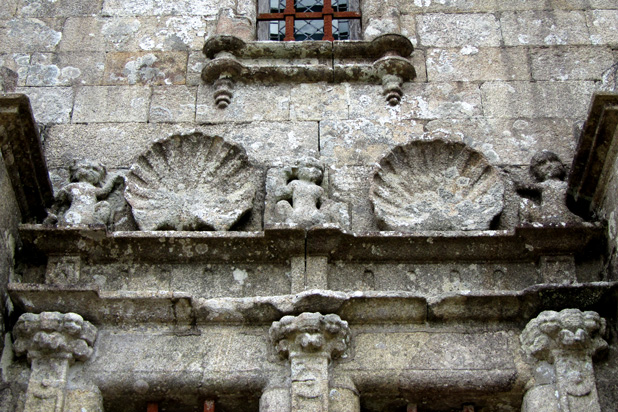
269 313 351 412
520 309 607 412
13 312 97 412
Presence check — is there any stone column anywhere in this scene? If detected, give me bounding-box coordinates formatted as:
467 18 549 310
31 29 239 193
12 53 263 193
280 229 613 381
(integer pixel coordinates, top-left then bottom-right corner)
269 313 351 412
13 312 97 412
520 309 607 412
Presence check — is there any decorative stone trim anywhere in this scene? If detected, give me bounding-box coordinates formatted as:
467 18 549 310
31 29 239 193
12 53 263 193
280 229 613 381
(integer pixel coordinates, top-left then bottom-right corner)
202 34 415 108
14 311 97 362
520 309 607 412
13 312 97 412
269 312 350 360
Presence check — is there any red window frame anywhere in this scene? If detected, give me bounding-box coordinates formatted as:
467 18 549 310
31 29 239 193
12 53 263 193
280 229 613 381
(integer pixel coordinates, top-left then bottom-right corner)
257 0 361 41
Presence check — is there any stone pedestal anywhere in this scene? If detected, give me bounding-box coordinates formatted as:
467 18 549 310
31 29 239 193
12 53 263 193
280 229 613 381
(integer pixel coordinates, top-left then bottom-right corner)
268 313 353 412
520 309 607 412
13 312 98 412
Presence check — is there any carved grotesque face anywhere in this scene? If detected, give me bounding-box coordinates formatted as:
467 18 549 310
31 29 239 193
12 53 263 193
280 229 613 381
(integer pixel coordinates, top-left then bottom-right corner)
530 151 566 182
297 166 323 184
70 160 106 185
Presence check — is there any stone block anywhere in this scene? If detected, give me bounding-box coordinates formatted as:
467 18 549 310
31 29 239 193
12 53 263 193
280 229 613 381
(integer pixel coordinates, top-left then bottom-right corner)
400 82 483 119
320 118 424 166
101 0 234 18
417 13 502 47
25 52 106 86
327 165 378 232
400 0 496 14
196 84 291 123
103 51 187 85
0 0 17 18
14 86 74 124
501 11 591 46
530 46 615 81
588 10 618 46
18 0 103 17
45 121 319 168
411 50 427 82
0 53 31 86
426 47 530 82
480 80 597 119
424 118 577 166
289 83 349 121
186 51 206 86
72 86 151 123
0 18 62 53
399 14 417 48
149 85 196 123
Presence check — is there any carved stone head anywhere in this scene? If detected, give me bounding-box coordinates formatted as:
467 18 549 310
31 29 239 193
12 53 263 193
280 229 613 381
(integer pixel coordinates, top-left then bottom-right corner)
69 159 107 186
530 151 566 182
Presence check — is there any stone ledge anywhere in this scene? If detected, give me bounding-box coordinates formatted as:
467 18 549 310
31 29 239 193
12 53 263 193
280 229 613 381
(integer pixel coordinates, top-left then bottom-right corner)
9 282 617 326
18 224 605 264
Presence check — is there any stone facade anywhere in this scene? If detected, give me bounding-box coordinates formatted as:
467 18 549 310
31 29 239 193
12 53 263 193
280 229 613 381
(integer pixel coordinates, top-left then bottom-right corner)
1 0 618 411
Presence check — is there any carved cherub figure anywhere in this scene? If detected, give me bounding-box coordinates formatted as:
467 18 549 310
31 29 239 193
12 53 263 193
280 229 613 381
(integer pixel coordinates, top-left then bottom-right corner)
516 151 582 226
50 159 124 227
266 157 349 229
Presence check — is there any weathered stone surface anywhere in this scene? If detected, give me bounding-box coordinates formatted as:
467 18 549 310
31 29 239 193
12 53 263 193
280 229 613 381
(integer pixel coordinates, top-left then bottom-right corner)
125 133 258 231
426 47 530 81
290 83 349 121
186 50 206 86
402 82 483 119
587 10 618 46
327 165 377 232
0 53 30 86
265 158 350 229
14 86 74 124
417 13 502 47
530 46 615 81
26 52 106 86
0 0 17 19
371 140 505 231
72 86 150 123
103 51 187 85
501 11 591 46
320 118 424 166
424 118 577 166
521 309 607 412
0 66 17 92
401 0 496 13
149 85 196 122
196 83 290 123
101 0 234 17
18 0 103 17
480 80 597 118
0 18 63 53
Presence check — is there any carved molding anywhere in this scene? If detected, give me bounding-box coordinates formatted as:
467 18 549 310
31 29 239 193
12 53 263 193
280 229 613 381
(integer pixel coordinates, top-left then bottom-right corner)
269 312 350 360
202 34 415 107
0 94 53 223
14 312 97 362
371 140 505 231
124 133 258 231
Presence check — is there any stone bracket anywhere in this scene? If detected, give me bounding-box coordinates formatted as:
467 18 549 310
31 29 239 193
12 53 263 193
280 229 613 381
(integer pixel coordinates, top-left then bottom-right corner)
201 34 416 108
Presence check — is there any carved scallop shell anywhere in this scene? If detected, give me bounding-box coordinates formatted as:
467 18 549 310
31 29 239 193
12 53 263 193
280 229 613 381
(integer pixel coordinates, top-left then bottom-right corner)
125 133 257 231
371 140 505 231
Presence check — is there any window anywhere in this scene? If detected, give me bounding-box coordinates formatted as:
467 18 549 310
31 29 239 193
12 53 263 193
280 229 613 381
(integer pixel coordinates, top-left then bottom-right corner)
257 0 360 41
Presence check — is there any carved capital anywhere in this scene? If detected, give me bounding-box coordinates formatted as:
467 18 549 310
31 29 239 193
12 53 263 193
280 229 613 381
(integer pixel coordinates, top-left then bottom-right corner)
521 309 607 363
269 313 350 360
13 312 97 362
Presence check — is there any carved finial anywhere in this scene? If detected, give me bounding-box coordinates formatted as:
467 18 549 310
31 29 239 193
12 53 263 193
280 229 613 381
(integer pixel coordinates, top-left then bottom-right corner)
521 309 607 363
382 74 403 106
13 312 97 362
214 77 234 109
269 313 350 360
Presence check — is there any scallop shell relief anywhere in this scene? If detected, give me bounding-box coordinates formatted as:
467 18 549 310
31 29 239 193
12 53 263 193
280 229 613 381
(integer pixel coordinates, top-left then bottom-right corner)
125 133 257 231
371 140 505 231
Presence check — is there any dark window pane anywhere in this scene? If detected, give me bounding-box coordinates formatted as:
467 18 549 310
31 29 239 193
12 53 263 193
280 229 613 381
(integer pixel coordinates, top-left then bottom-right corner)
269 21 286 40
295 0 323 13
332 0 348 12
294 19 324 40
332 19 349 40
